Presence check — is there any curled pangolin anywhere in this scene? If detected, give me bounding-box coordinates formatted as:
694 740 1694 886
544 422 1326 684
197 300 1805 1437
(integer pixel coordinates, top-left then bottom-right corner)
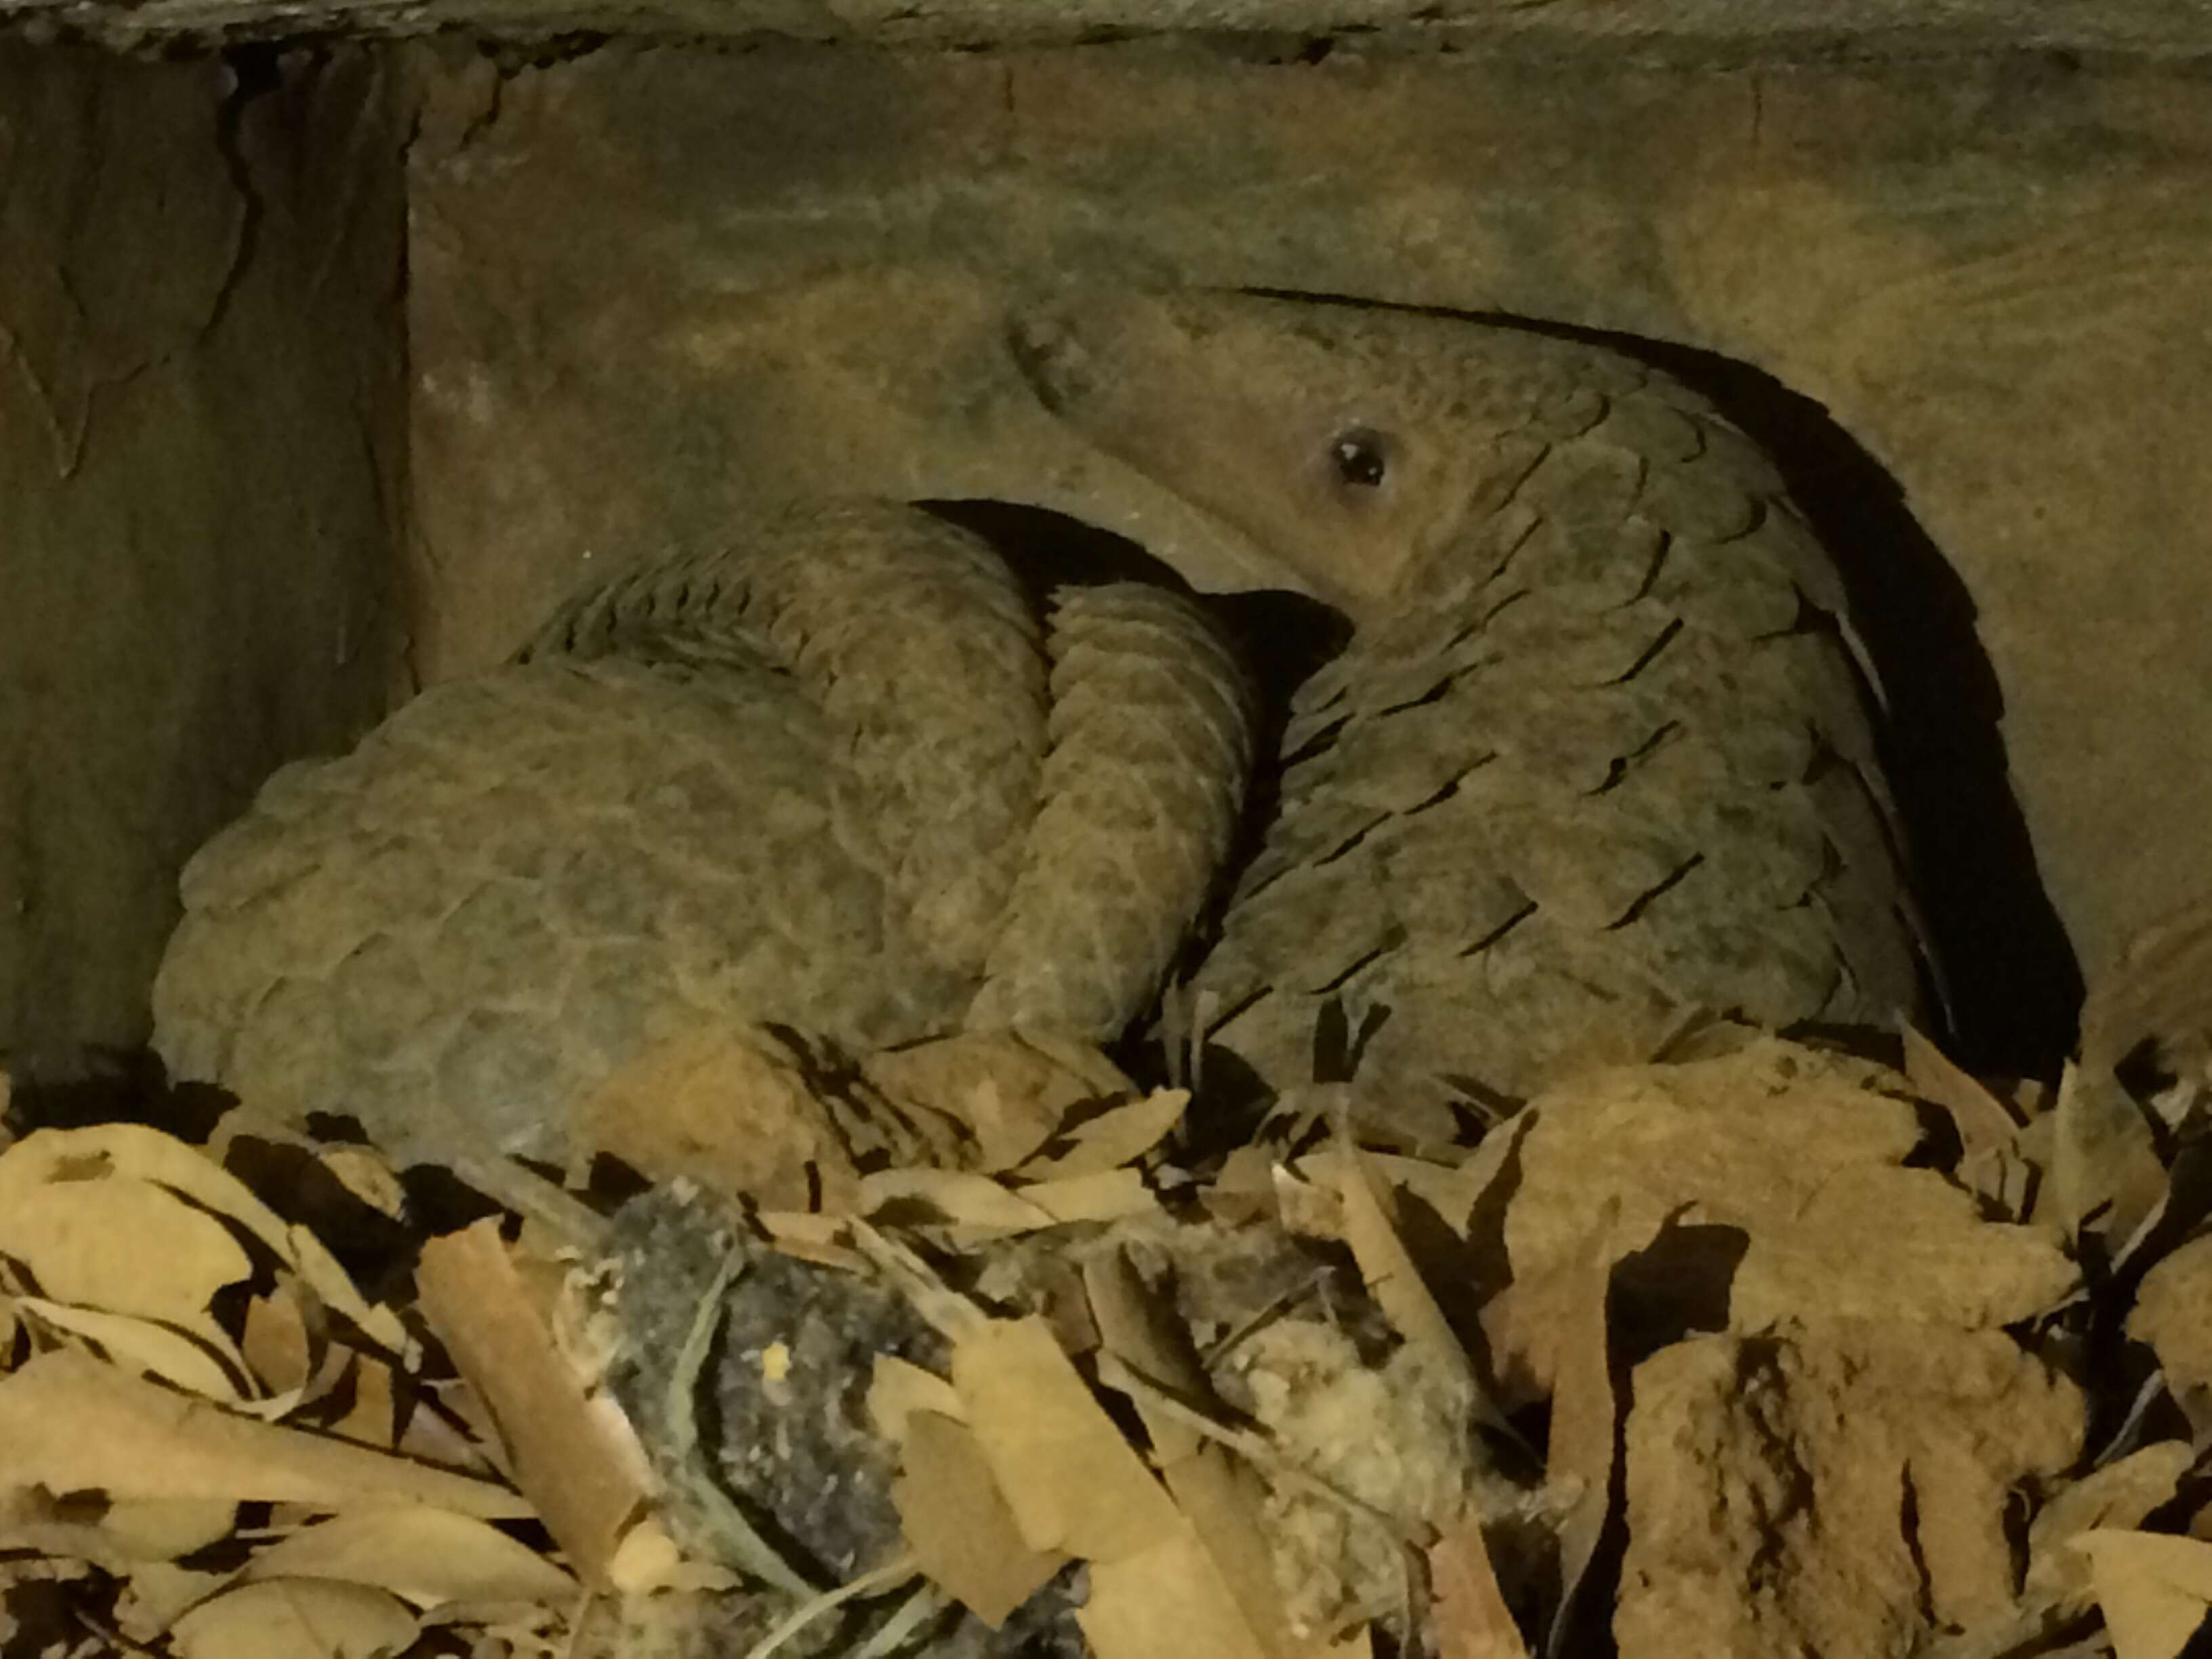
1011 291 1929 1136
151 500 1255 1169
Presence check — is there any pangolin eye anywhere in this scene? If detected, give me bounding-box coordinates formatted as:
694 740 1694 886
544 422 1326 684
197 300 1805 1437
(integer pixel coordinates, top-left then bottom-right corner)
1330 429 1390 489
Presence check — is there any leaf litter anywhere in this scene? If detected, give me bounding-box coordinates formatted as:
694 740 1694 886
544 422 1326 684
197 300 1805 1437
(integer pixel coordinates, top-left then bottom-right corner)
2 899 2211 1659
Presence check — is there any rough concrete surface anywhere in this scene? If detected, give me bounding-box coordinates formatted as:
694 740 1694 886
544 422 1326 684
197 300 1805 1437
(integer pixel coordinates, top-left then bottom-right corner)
9 0 2212 54
403 37 2212 1063
0 43 406 1072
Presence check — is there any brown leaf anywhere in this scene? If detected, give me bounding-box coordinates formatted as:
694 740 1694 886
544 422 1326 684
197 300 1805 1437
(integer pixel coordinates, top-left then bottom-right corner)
2051 1062 2168 1248
1545 1202 1630 1655
0 1176 250 1334
167 1577 420 1659
14 1296 249 1401
1079 1521 1273 1659
2068 1530 2212 1659
1904 1025 2025 1154
951 1315 1181 1563
0 1347 529 1515
1015 1089 1191 1182
893 1409 1066 1626
414 1220 647 1586
1429 1519 1532 1659
244 1508 577 1607
243 1285 316 1397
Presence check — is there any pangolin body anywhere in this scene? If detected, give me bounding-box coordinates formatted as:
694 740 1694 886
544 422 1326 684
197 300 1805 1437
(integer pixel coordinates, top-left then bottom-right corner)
1012 292 1926 1135
152 501 1254 1167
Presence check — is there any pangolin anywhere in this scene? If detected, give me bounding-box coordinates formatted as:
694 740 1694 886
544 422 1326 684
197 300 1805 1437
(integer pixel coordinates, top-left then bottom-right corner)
1010 291 1928 1136
151 500 1254 1170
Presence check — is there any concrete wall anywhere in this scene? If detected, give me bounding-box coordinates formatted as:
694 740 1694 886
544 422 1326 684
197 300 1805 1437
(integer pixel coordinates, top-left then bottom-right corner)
404 37 2212 1063
0 43 407 1075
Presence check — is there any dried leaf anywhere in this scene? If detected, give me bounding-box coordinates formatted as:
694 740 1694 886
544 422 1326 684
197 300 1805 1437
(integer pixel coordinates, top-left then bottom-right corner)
1021 1168 1160 1226
1079 1521 1272 1659
0 1348 529 1516
858 1169 1056 1233
1546 1202 1628 1656
1330 1141 1472 1388
316 1147 407 1222
99 1497 240 1561
1904 1025 2025 1153
1016 1090 1189 1182
415 1221 647 1587
951 1315 1181 1563
1429 1519 1533 1659
2051 1063 2168 1248
893 1409 1066 1626
243 1286 316 1396
754 1211 869 1273
168 1577 420 1659
244 1508 577 1607
0 1176 250 1332
869 1355 964 1442
2069 1530 2212 1659
2030 1444 2200 1609
14 1296 249 1401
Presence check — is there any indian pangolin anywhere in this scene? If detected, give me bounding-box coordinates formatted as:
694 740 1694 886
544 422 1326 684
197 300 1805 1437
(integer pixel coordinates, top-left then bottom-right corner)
1012 291 1927 1137
151 501 1254 1172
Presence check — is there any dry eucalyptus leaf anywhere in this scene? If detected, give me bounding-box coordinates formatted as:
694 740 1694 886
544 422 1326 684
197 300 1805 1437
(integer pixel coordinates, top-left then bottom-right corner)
893 1408 1065 1626
2068 1530 2212 1659
0 1176 250 1333
13 1296 249 1401
753 1211 871 1274
0 1347 529 1516
2051 1063 2169 1250
1331 1140 1473 1389
415 1220 648 1586
168 1576 421 1659
869 1354 965 1442
951 1315 1181 1563
1078 1521 1272 1659
243 1286 317 1397
1547 1202 1633 1655
115 1558 237 1641
244 1507 577 1607
1019 1168 1159 1226
1015 1089 1190 1183
316 1147 407 1222
858 1168 1056 1233
101 1496 241 1561
2030 1444 2200 1610
1904 1026 2024 1156
1429 1518 1533 1659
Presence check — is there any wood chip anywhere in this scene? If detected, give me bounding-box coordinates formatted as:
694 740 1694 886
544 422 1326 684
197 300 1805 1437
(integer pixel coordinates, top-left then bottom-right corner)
415 1220 648 1584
